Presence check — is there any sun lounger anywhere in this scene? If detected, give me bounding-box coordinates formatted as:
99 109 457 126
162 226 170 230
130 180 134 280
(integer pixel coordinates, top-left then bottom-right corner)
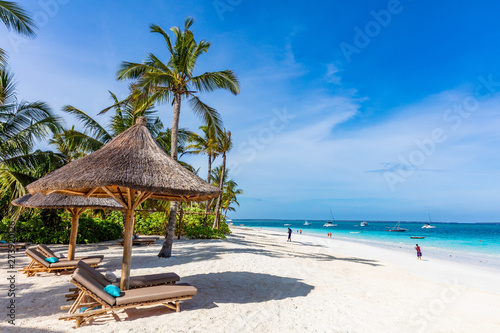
0 242 32 250
19 248 101 277
117 236 160 247
59 265 197 328
65 261 180 301
37 244 104 261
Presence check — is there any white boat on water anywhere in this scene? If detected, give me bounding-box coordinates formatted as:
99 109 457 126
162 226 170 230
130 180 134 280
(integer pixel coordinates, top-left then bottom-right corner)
323 208 338 227
284 223 292 226
360 221 369 227
422 212 436 228
304 221 311 226
386 221 408 232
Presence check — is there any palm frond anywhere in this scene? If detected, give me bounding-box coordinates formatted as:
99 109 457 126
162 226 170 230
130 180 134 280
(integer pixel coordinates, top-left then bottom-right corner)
188 96 223 134
191 70 240 95
62 105 112 143
0 0 36 37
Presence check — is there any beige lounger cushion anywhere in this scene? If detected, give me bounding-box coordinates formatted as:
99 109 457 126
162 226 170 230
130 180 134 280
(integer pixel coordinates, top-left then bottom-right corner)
37 244 104 261
76 261 180 288
115 272 180 288
26 248 50 267
26 248 101 268
0 242 31 249
72 268 116 306
115 283 197 306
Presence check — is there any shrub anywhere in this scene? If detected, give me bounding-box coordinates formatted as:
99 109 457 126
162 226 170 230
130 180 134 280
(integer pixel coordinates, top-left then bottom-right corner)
0 210 122 244
177 207 231 239
134 212 168 235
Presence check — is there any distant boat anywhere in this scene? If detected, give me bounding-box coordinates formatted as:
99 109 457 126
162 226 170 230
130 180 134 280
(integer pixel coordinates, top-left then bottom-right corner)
411 236 425 239
284 224 292 226
350 231 362 234
324 208 338 227
422 212 436 228
303 221 311 226
386 221 408 232
360 221 369 227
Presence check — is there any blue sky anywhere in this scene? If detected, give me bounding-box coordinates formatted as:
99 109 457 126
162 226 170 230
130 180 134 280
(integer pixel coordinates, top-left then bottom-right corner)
3 0 500 222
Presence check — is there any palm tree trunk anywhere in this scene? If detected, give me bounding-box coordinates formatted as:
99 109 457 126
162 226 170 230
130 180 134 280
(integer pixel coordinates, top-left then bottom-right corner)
213 152 226 229
158 93 181 258
203 153 212 227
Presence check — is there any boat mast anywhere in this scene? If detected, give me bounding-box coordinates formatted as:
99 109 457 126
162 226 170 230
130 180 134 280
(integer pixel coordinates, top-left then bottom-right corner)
329 207 335 222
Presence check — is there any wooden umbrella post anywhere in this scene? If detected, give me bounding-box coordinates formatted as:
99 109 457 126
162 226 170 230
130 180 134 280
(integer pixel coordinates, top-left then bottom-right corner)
121 206 134 290
67 208 83 260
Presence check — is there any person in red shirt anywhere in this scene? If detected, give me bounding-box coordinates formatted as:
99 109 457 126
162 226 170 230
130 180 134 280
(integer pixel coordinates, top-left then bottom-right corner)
415 244 422 260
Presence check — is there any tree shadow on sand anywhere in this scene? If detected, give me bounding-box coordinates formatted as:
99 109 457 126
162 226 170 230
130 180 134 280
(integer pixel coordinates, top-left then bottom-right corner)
181 271 314 309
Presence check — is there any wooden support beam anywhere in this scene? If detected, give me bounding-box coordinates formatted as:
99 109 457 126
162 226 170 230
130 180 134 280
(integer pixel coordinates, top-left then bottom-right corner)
133 192 153 210
101 187 127 209
84 187 98 198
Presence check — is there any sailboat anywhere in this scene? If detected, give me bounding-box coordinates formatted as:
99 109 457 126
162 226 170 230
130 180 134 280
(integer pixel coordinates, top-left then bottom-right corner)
303 220 311 226
323 208 338 227
386 221 408 232
422 212 436 229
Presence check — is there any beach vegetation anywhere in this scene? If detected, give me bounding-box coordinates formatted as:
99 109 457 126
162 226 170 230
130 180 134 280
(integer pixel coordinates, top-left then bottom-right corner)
0 13 242 247
0 210 122 244
116 17 239 257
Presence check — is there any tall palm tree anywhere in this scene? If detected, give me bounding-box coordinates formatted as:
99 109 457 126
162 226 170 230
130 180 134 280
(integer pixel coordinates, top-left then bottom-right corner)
186 125 219 224
0 67 62 218
117 17 240 258
213 129 232 228
0 1 37 65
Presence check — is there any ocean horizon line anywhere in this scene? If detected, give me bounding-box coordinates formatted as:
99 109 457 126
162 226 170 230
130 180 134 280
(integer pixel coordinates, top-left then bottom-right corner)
232 218 500 224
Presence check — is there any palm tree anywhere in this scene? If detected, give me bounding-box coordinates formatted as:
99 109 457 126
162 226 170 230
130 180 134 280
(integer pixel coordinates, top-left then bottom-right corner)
0 1 37 65
221 178 243 219
117 17 240 258
213 129 232 228
0 67 62 218
186 125 219 224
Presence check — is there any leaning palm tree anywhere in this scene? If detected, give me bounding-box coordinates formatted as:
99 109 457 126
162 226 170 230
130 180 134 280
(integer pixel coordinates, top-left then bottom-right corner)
0 1 37 65
117 17 240 258
221 178 243 219
213 129 232 228
0 67 62 218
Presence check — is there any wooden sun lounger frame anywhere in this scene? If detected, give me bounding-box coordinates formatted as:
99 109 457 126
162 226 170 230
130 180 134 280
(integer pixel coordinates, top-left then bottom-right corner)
19 251 98 277
0 242 32 250
59 279 194 328
64 276 178 302
117 238 157 247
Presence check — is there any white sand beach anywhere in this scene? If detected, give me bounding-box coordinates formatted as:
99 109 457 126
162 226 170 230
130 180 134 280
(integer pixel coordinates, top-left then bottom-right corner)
2 227 499 333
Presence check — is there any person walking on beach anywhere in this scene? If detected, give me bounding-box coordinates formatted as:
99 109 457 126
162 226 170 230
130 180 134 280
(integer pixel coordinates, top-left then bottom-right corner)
415 244 422 260
287 228 292 242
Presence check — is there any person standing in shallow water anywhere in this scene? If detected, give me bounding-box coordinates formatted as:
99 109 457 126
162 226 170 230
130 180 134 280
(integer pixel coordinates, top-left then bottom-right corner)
287 228 292 242
415 244 422 260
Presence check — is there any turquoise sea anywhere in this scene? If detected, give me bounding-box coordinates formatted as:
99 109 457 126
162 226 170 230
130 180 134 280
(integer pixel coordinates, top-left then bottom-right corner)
233 219 500 260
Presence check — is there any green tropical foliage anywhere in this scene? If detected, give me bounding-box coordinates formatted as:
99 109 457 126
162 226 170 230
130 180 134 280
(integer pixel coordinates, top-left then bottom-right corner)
0 68 63 218
0 0 37 65
0 210 122 244
0 16 242 246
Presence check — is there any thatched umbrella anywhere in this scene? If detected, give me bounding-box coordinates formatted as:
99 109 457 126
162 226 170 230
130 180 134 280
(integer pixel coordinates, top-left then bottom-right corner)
12 193 123 260
27 117 220 290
